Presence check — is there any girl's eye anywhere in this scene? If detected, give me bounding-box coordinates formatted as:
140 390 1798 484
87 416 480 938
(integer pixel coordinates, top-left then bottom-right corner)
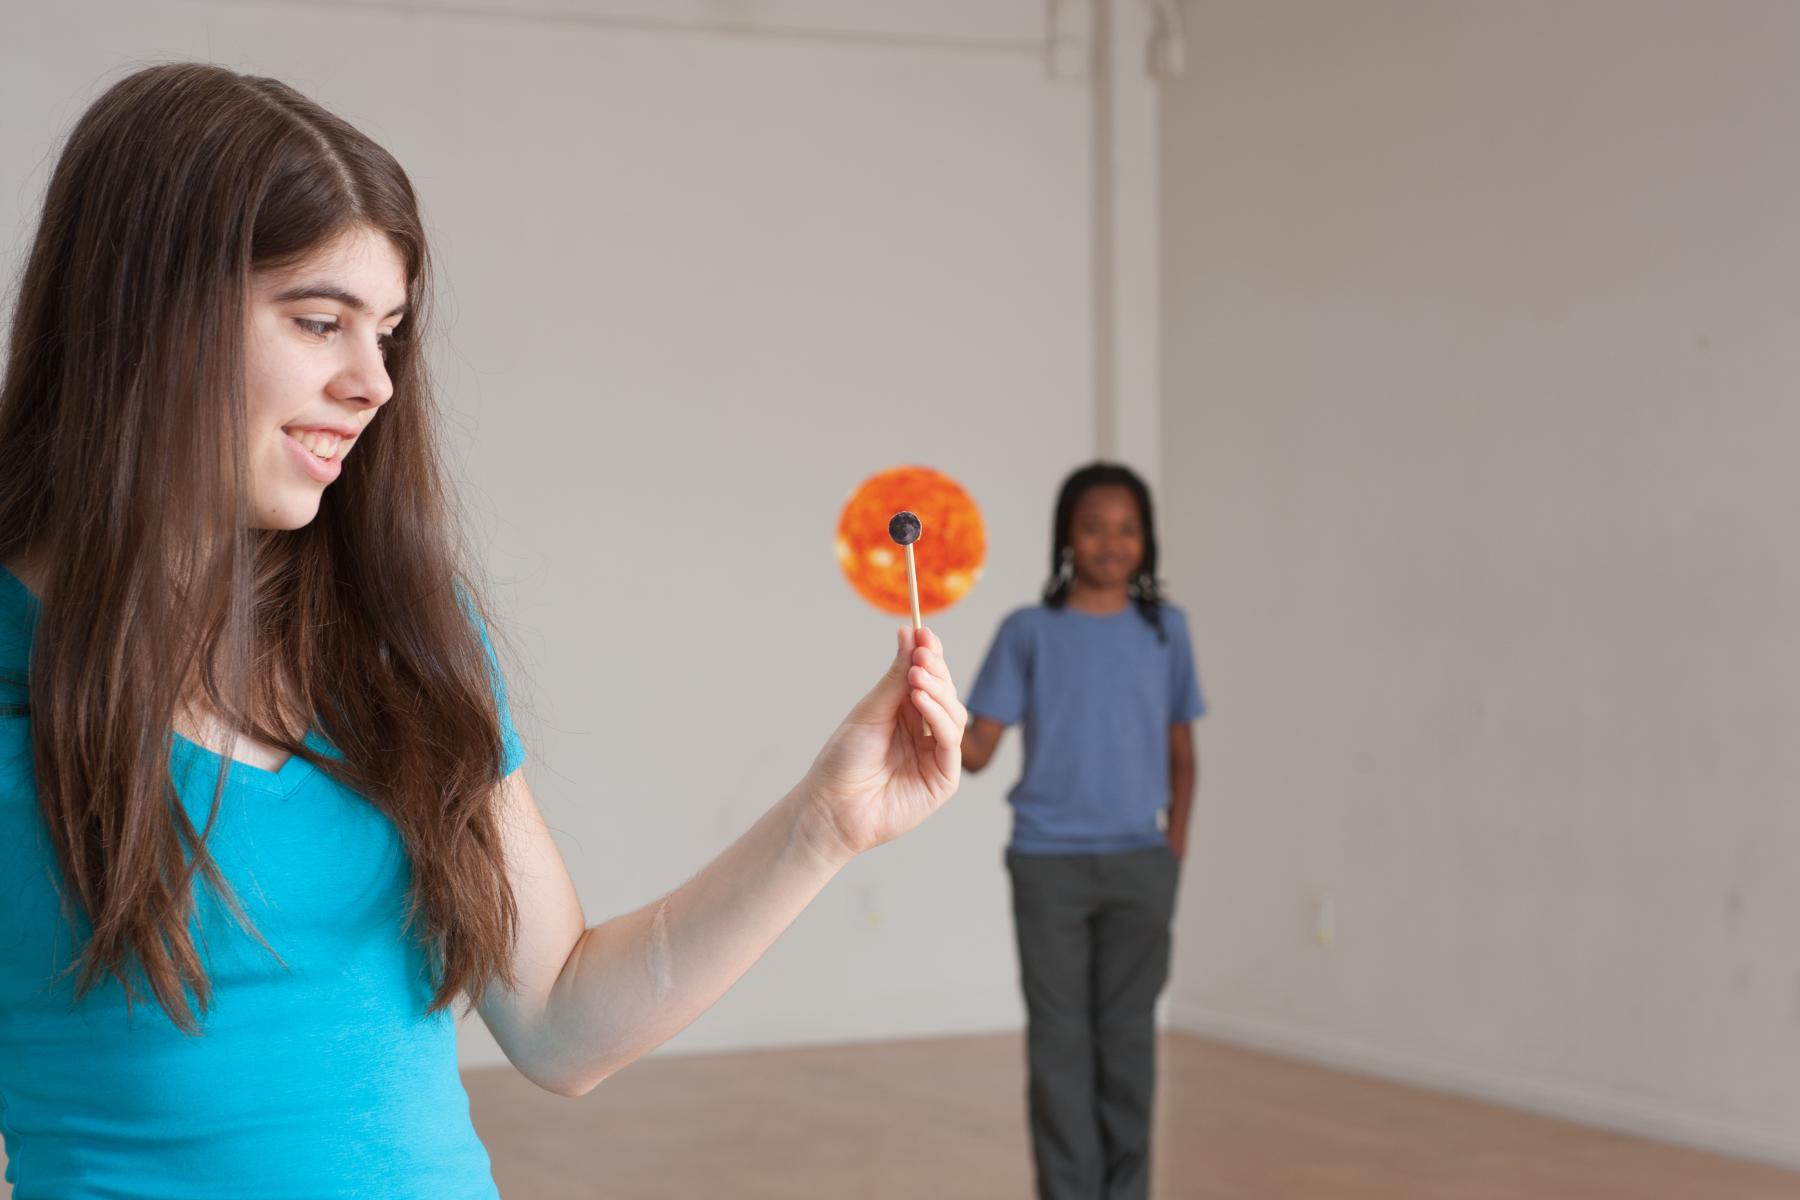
295 317 396 361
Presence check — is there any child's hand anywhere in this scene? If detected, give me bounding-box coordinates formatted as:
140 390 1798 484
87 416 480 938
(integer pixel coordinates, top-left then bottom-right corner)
799 626 965 864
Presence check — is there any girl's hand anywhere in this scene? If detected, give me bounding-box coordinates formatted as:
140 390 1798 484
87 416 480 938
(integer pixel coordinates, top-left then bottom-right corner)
800 626 966 864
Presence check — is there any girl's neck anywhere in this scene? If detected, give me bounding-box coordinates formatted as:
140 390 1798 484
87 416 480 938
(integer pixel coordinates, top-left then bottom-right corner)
1065 581 1131 615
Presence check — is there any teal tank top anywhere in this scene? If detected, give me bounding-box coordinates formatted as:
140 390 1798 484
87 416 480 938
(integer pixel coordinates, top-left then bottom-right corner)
0 565 524 1198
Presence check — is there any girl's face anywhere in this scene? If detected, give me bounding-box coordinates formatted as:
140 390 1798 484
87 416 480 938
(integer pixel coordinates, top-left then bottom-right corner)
1067 483 1145 589
244 225 407 530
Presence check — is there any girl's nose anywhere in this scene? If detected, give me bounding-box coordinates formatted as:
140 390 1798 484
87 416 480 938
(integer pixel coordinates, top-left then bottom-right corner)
331 340 394 409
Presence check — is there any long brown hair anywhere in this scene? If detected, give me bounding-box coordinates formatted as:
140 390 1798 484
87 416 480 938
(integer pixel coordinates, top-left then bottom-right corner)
0 63 519 1032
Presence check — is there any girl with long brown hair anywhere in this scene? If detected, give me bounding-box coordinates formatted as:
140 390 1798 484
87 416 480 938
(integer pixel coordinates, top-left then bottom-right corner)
0 62 966 1198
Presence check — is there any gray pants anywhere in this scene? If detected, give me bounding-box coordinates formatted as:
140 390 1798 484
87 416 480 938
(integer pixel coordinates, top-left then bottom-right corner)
1008 846 1181 1200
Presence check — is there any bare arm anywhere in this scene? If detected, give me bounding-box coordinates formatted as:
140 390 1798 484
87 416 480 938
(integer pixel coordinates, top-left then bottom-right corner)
475 771 847 1096
477 627 966 1097
960 715 1006 774
1167 722 1197 859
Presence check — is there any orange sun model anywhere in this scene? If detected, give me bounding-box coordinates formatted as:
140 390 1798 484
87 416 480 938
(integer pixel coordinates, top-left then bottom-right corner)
835 465 986 617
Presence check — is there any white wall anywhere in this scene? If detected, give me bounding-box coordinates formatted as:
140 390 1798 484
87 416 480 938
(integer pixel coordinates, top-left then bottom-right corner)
1162 0 1800 1168
0 0 1099 1079
13 0 1800 1186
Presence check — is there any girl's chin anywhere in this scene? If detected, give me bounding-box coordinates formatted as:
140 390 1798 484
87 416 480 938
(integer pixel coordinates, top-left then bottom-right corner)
248 491 325 531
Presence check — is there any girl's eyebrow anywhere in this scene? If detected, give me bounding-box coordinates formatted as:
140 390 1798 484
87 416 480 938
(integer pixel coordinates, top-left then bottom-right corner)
272 283 408 320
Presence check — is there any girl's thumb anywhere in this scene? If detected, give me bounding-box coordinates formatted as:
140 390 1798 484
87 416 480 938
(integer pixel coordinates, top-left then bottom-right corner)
855 627 915 718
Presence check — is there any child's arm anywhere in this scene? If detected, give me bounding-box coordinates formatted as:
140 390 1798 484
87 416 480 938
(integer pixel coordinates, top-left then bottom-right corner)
1167 723 1198 858
961 715 1006 773
475 626 965 1097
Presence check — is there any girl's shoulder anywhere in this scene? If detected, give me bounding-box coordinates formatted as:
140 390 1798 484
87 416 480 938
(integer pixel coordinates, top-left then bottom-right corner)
1152 602 1198 654
979 605 1056 658
996 603 1058 637
1008 600 1192 626
990 601 1193 653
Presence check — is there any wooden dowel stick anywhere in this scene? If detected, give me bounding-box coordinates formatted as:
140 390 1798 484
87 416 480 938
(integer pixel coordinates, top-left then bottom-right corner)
905 543 930 738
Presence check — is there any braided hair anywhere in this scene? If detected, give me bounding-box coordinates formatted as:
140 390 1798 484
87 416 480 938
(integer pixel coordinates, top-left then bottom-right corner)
1040 462 1167 642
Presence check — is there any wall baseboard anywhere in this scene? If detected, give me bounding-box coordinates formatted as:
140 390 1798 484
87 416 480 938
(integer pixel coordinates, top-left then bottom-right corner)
1166 1002 1800 1173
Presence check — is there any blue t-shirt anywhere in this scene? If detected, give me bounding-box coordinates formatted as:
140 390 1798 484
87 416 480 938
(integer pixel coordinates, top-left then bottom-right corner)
966 602 1204 855
0 564 522 1199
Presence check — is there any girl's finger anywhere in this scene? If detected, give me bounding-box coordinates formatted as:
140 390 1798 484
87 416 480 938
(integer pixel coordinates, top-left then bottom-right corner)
910 685 961 772
910 648 953 692
886 626 919 682
911 639 968 726
851 627 919 727
911 631 956 689
908 662 962 725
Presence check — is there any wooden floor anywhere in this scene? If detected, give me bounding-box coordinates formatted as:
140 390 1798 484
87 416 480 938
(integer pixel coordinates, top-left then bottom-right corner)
2 1033 1794 1197
466 1032 1800 1199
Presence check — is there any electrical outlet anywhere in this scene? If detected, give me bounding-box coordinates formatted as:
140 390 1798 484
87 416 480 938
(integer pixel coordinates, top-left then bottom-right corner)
853 882 883 930
1313 893 1336 948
